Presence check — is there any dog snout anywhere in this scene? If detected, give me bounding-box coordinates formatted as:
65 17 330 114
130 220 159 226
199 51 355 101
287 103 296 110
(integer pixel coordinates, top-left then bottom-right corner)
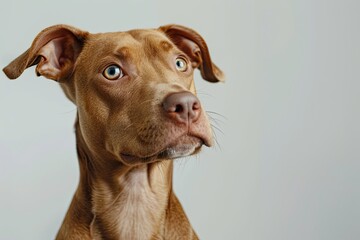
162 92 201 125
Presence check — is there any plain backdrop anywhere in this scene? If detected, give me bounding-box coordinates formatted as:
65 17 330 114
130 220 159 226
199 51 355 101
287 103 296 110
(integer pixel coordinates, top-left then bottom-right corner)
1 0 359 239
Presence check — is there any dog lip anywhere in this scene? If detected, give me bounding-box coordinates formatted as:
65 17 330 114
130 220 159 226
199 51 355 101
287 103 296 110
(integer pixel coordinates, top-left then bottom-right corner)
202 135 212 147
194 133 212 147
121 135 205 163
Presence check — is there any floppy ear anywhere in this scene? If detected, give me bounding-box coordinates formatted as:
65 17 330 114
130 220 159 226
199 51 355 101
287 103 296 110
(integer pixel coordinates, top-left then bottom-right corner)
3 25 88 81
159 24 224 83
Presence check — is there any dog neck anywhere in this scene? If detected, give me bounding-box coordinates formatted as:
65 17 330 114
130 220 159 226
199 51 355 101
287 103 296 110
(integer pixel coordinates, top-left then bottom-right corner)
57 120 174 240
86 160 173 240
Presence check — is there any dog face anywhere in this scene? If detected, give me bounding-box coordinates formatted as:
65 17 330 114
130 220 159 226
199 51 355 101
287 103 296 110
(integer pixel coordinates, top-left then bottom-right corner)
3 25 224 166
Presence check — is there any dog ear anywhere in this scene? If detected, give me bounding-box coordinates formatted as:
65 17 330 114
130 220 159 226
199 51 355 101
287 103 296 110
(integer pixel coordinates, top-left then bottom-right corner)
3 25 89 81
159 24 224 83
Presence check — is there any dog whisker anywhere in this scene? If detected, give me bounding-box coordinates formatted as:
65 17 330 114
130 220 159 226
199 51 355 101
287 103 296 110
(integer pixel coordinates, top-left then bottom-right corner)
207 115 223 128
206 111 227 120
210 123 222 151
196 90 214 98
61 108 77 114
210 124 224 136
123 122 135 131
138 98 157 106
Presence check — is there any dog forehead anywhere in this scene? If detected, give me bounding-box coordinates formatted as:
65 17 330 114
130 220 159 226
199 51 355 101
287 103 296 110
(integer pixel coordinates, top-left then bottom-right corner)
84 29 174 56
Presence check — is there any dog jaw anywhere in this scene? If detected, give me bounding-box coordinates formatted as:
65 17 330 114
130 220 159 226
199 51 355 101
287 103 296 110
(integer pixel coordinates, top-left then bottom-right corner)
120 134 205 164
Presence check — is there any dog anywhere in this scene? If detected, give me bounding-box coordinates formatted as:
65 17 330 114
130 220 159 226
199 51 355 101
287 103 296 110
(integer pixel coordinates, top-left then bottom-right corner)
3 24 224 240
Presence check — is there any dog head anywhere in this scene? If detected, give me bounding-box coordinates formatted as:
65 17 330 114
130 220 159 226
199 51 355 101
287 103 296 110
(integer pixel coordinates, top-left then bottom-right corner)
3 24 224 166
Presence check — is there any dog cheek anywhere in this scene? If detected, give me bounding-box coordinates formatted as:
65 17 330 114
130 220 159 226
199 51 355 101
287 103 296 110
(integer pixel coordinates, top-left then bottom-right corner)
60 82 76 103
137 120 166 144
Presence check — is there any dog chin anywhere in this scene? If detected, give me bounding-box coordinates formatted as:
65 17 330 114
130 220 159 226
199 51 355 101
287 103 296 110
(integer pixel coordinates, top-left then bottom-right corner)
158 143 202 159
120 136 203 164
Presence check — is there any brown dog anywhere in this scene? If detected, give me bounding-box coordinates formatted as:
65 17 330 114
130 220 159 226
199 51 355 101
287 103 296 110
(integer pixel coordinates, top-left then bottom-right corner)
3 24 224 239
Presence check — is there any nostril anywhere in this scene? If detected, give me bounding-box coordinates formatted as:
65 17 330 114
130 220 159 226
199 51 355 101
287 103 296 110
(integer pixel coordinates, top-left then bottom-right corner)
192 101 200 111
166 104 184 113
175 104 184 113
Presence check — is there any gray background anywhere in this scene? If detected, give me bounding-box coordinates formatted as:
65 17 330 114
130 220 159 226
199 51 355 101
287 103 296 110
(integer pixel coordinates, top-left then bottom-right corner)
0 0 359 239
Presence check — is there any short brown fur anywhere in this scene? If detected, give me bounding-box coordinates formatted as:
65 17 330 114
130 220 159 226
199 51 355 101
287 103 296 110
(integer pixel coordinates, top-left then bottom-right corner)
3 24 224 239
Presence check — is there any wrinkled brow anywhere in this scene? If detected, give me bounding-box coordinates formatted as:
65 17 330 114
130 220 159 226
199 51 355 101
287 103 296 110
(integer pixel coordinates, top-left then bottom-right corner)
160 40 173 52
114 47 132 60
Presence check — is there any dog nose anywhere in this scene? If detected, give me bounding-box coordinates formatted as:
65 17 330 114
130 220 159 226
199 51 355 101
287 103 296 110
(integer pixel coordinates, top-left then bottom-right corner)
162 92 201 124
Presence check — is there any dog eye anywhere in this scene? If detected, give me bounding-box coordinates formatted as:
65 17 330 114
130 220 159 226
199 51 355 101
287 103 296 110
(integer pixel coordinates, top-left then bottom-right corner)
103 65 123 80
175 57 188 72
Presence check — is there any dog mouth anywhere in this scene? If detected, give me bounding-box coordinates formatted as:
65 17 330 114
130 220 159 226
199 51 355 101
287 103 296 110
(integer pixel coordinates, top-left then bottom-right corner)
120 135 204 163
